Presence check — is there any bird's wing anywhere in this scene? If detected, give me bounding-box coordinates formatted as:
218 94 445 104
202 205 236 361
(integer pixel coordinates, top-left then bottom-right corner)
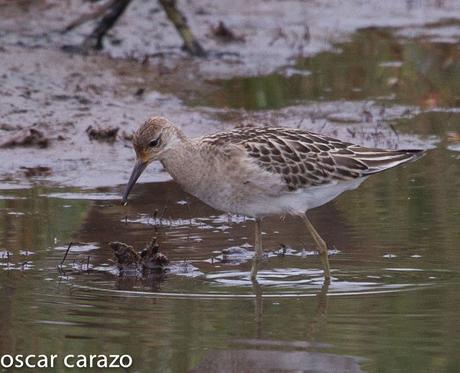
202 127 424 191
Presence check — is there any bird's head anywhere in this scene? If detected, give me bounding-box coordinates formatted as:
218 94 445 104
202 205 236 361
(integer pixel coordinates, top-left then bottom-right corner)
122 116 182 205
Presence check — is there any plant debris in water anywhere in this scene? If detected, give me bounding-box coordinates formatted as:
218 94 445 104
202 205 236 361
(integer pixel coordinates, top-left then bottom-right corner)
211 21 245 43
0 128 49 148
110 238 169 275
20 166 52 178
85 125 119 142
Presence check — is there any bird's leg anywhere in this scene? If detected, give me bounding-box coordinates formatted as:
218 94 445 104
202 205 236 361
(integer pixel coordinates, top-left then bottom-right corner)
250 218 263 280
251 278 263 338
307 280 329 341
301 214 331 284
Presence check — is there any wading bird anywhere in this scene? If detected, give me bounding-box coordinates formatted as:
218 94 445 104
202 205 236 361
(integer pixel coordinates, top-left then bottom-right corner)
122 117 424 283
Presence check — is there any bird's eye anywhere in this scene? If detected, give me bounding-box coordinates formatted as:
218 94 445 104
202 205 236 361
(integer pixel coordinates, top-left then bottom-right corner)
149 137 161 148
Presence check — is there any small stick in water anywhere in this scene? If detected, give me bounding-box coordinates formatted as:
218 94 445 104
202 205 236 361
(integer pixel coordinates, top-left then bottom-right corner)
60 242 73 266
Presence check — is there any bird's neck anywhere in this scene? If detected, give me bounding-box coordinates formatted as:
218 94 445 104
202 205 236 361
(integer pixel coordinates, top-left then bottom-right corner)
160 137 205 193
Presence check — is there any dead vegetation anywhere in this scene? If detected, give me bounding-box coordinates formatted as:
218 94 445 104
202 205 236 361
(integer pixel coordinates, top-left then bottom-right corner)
20 166 52 178
86 125 119 141
110 237 169 275
0 128 49 149
211 21 245 43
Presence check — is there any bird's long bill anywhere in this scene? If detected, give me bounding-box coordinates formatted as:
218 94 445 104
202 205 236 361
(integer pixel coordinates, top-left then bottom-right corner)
122 160 148 205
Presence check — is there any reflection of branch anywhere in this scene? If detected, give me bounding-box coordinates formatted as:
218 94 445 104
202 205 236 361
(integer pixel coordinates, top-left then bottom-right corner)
307 281 329 341
159 0 207 57
62 0 117 33
82 0 133 50
115 271 166 292
63 0 206 56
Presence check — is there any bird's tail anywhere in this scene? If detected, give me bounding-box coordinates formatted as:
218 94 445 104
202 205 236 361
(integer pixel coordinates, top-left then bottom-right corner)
353 148 426 175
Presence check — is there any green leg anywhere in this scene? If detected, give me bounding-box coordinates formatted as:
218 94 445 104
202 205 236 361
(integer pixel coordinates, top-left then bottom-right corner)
250 218 263 280
301 214 331 284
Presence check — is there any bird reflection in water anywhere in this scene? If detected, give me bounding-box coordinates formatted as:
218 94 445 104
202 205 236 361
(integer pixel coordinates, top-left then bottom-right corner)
191 281 365 373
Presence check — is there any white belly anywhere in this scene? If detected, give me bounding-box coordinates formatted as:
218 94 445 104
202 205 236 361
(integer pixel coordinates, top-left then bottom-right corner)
189 177 368 218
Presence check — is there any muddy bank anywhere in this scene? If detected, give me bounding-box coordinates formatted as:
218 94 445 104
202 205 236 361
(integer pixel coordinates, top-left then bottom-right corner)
1 0 459 77
0 0 459 189
0 43 443 189
0 45 221 188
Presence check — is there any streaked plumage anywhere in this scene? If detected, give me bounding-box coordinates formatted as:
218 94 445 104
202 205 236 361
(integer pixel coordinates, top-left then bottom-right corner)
123 117 425 282
201 127 423 190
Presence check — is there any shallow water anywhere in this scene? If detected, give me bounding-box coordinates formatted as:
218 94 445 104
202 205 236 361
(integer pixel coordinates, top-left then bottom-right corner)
191 27 460 110
1 25 460 373
1 142 459 372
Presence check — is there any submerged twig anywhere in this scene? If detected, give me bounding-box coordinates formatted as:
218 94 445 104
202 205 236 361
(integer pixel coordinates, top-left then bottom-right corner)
60 242 73 266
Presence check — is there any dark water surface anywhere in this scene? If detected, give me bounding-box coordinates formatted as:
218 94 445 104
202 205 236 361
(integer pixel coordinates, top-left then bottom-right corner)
1 26 460 373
